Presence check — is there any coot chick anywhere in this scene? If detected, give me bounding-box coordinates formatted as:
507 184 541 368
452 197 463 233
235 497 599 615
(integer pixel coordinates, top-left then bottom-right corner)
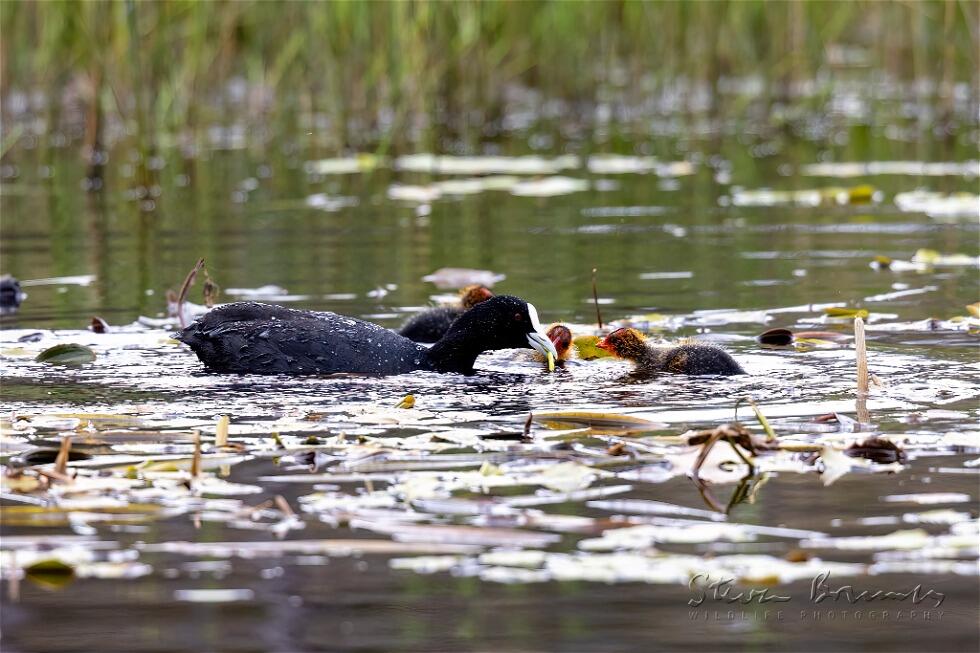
0 275 25 314
398 285 494 343
547 325 573 361
529 324 574 369
597 327 744 376
176 295 557 376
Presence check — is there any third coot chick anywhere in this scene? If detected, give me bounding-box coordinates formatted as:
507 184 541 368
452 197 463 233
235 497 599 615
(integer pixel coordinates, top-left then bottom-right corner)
547 325 573 361
398 284 494 343
597 327 744 376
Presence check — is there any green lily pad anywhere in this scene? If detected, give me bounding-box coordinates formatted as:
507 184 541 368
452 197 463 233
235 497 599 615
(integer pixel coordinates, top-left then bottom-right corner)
573 335 612 360
35 343 96 365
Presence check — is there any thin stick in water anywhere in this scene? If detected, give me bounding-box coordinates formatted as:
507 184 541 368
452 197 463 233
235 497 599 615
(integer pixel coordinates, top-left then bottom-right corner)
54 436 72 477
215 415 229 448
855 317 869 395
591 268 603 329
855 317 870 424
274 495 296 518
176 257 205 328
191 432 201 479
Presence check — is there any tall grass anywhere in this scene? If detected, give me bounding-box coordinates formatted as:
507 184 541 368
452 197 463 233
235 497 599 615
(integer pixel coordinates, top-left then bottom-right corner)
1 1 977 155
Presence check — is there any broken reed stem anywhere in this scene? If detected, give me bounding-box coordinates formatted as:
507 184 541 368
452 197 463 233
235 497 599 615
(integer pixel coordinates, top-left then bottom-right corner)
523 412 533 437
274 495 296 518
191 431 201 479
854 317 869 395
854 316 870 424
215 415 229 448
591 268 603 329
736 397 777 441
37 468 74 484
53 436 72 476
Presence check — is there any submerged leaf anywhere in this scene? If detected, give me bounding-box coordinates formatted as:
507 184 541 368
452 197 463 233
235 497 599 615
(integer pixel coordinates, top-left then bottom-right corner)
35 343 96 365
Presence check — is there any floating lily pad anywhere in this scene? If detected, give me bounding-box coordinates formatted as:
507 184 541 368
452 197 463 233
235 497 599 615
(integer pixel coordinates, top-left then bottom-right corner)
24 558 76 590
822 307 869 319
572 335 613 359
35 343 96 365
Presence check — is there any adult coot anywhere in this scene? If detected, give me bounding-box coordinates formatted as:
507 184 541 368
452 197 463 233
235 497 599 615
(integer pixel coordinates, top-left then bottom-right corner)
176 295 558 376
597 327 744 376
398 285 494 343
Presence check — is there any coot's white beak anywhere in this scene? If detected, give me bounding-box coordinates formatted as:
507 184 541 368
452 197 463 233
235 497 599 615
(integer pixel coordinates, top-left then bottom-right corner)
525 303 558 359
527 331 559 359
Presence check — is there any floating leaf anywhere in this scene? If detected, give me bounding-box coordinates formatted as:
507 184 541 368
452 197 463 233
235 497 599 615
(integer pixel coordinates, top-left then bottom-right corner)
35 343 96 365
394 154 578 176
572 335 613 360
822 307 868 319
174 589 255 603
802 161 979 178
510 176 589 197
818 446 854 486
25 558 75 590
894 191 980 220
534 411 663 431
421 268 505 289
305 193 359 212
306 154 383 175
395 395 415 409
757 327 794 346
846 185 877 203
910 248 979 267
2 472 42 493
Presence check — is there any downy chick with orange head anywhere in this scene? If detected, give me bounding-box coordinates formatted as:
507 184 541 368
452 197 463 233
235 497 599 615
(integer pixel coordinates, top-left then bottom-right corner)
596 327 744 376
398 284 494 343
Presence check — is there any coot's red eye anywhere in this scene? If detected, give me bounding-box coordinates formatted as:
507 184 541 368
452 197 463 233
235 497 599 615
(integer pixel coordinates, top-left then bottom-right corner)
514 312 523 321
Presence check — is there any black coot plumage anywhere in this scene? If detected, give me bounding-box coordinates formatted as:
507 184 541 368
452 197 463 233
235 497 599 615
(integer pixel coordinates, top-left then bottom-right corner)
0 275 24 314
175 295 557 376
597 327 744 376
398 285 494 343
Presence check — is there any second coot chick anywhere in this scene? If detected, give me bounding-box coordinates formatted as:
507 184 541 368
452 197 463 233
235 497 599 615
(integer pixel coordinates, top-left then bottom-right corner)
597 327 744 376
176 295 557 376
547 325 573 361
398 285 494 343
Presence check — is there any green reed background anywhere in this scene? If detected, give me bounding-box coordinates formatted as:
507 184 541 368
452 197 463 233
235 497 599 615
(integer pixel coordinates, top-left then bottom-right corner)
2 0 977 159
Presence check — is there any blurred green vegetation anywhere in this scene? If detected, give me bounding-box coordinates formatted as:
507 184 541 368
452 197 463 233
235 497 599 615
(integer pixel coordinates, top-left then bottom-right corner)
2 0 977 156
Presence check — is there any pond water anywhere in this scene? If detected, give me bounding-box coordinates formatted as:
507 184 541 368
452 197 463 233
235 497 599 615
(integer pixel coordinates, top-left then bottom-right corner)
1 94 978 652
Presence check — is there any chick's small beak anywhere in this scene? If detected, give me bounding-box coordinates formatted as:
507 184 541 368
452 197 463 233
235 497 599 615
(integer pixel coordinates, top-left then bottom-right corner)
596 337 611 351
527 331 559 360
